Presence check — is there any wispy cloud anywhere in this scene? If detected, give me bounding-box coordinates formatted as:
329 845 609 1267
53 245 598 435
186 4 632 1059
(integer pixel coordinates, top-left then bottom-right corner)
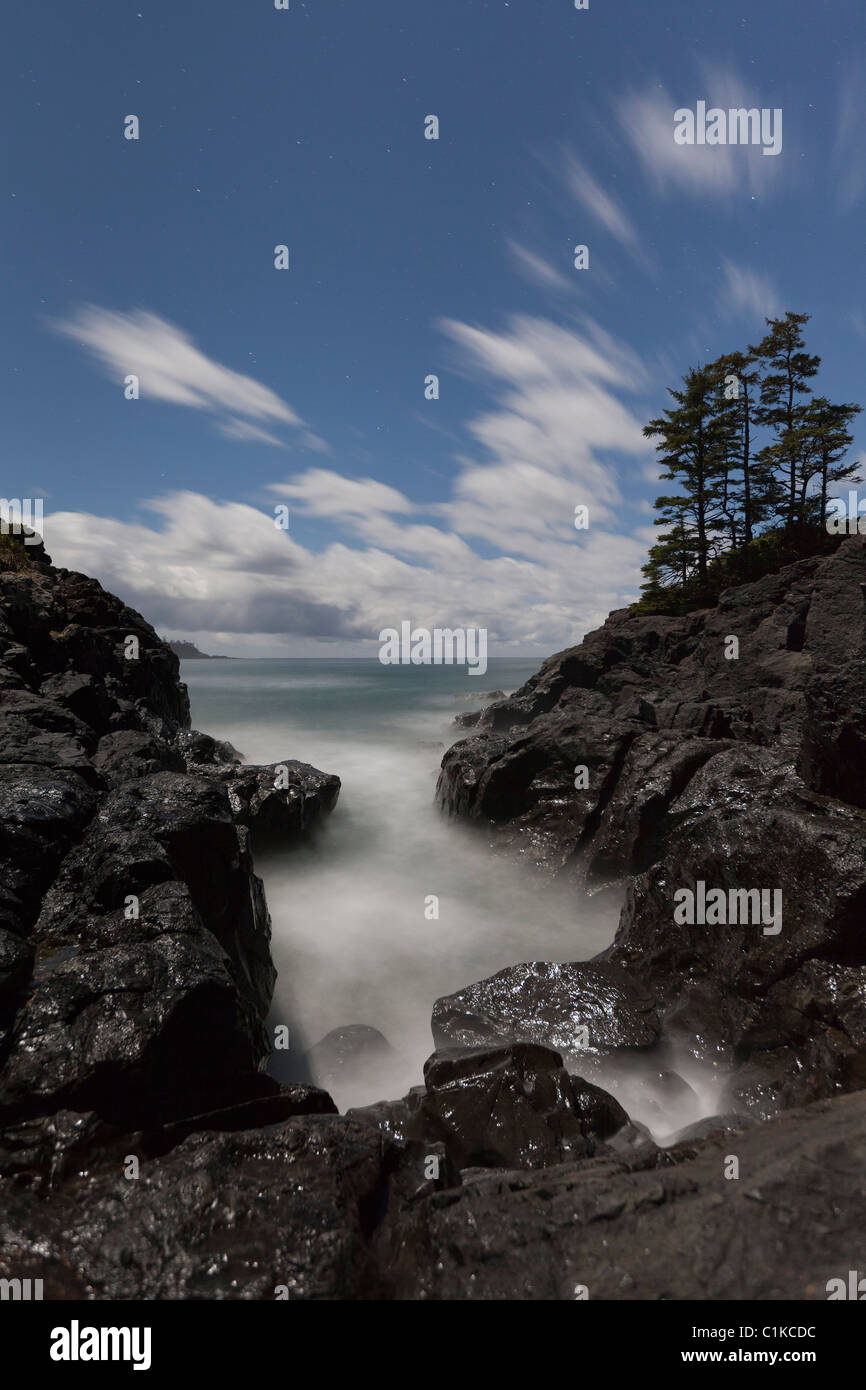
44 317 655 654
718 259 781 322
619 69 786 199
833 62 866 211
559 151 641 256
52 306 316 447
506 239 571 292
217 418 287 448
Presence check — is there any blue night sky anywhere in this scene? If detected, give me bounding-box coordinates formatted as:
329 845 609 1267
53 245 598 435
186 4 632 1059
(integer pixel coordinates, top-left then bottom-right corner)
3 0 864 654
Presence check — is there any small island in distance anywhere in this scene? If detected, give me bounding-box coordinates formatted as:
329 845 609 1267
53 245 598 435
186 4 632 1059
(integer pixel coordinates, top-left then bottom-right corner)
166 639 232 660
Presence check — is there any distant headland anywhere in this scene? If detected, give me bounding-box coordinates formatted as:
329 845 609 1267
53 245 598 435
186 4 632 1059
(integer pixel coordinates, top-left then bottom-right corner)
165 639 232 660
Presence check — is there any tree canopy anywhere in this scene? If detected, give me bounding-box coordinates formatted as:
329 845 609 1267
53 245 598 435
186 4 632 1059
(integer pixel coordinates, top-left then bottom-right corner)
636 312 862 613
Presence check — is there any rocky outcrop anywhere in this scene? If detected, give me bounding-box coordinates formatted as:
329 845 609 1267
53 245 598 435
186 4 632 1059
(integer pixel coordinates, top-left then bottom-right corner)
0 535 340 1132
432 960 661 1058
2 1073 865 1300
348 1043 628 1171
436 538 866 1117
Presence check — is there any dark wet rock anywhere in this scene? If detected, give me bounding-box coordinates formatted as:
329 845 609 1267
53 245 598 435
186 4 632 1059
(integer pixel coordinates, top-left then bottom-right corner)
417 1044 591 1169
217 759 341 847
93 728 185 783
372 1088 866 1300
606 746 866 1090
0 1114 399 1299
0 1084 846 1300
351 1043 627 1172
436 538 866 1115
176 728 242 769
567 1073 630 1140
604 1118 657 1153
0 1082 337 1179
0 880 271 1127
433 960 661 1059
0 548 341 1139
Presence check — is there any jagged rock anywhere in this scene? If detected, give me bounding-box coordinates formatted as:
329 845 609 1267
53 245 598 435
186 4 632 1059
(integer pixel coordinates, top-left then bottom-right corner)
607 746 866 1088
0 1114 402 1299
0 881 270 1127
372 1089 866 1300
93 729 185 783
0 764 99 936
218 759 341 847
350 1043 628 1171
0 1084 848 1299
176 728 242 769
433 960 661 1058
436 538 866 1113
0 1083 337 1179
0 550 341 1138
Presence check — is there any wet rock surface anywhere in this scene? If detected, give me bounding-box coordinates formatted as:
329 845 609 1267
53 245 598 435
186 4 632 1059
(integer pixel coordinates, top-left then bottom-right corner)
0 540 341 1134
436 538 866 1117
1 1082 864 1300
348 1043 627 1170
433 960 661 1058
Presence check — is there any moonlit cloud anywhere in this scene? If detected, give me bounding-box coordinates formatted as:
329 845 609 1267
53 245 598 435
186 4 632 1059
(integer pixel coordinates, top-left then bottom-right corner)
52 306 313 445
506 240 572 292
44 316 656 656
718 260 781 321
559 152 641 257
619 70 787 198
218 418 287 448
833 63 866 211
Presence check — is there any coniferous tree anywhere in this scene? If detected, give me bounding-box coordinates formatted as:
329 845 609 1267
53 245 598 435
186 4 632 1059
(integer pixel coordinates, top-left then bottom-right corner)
635 312 862 614
799 396 862 525
711 350 768 543
750 312 821 528
643 365 727 593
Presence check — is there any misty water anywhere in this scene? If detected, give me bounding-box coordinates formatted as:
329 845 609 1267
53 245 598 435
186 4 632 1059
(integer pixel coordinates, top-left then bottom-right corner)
184 658 727 1141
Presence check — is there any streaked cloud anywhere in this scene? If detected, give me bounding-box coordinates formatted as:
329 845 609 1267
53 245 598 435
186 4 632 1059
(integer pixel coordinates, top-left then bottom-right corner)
559 151 641 255
52 306 314 446
44 316 655 655
619 69 787 198
833 63 866 211
506 240 572 292
718 259 781 322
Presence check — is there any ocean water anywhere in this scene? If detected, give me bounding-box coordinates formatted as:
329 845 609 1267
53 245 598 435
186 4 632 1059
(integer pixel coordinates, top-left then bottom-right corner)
184 658 726 1136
